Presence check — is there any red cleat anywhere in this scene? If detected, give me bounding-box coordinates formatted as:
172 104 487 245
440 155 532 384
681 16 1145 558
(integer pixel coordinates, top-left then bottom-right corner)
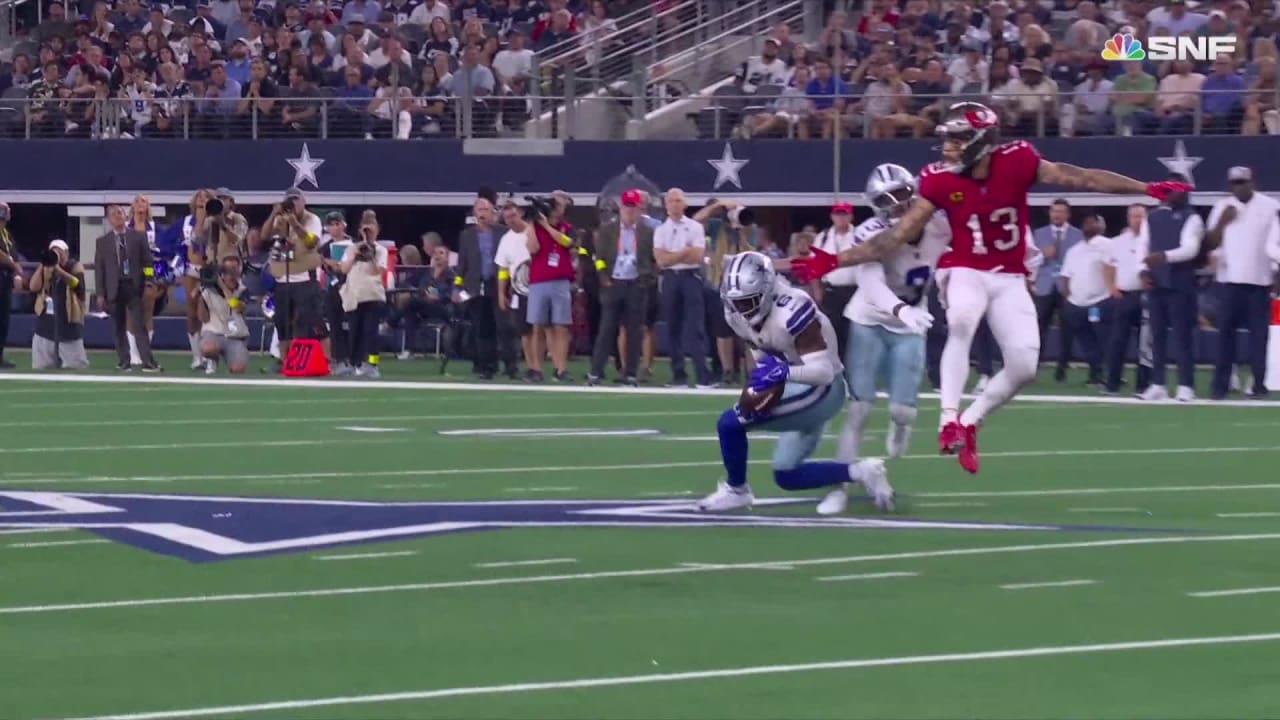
938 421 964 455
957 423 980 474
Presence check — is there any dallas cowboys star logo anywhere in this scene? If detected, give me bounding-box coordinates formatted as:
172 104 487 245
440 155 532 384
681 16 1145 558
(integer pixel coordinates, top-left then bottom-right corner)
287 143 325 190
0 491 1175 563
1157 139 1202 189
707 142 749 190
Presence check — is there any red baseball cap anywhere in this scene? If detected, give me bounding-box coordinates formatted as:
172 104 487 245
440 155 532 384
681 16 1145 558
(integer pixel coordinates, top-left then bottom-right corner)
831 201 854 214
620 188 643 206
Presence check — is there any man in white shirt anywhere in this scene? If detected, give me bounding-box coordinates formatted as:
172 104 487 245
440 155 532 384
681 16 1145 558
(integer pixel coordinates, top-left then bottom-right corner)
1102 204 1150 395
408 0 451 26
1205 166 1280 398
368 33 413 69
497 201 535 378
492 30 534 89
654 187 712 388
1059 215 1112 386
812 201 858 356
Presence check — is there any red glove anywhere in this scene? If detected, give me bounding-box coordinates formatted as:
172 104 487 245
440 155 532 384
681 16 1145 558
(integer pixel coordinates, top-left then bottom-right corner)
790 246 838 284
1145 181 1191 201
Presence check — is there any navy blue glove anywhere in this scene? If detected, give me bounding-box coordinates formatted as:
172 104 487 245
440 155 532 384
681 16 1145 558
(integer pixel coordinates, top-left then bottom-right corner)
749 354 789 392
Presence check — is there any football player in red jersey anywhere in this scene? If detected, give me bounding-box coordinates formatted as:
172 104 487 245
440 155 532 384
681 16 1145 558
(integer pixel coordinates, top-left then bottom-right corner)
792 101 1189 474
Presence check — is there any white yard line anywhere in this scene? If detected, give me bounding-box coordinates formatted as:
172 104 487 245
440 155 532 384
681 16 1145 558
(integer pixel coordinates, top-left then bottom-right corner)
8 532 1280 616
6 539 112 549
1067 508 1148 514
1216 512 1280 518
314 551 419 562
679 562 796 571
502 487 580 493
377 483 443 489
816 571 919 582
639 491 696 497
913 502 990 508
1188 586 1280 598
0 410 707 428
0 528 69 536
57 631 1280 720
917 482 1280 499
0 439 410 456
474 558 578 569
1000 579 1098 591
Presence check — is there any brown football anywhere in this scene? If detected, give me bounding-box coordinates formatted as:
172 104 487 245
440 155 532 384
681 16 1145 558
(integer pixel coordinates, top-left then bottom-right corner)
739 382 786 415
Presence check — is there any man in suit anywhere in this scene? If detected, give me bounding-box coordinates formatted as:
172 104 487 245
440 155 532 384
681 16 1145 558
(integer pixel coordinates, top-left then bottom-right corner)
588 189 655 386
1032 199 1083 381
95 204 161 371
453 196 511 379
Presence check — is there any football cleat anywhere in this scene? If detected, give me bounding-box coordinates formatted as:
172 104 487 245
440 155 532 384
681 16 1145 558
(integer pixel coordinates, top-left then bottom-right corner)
957 424 980 474
1176 385 1196 402
697 481 754 512
886 422 911 458
816 483 849 516
938 421 964 455
855 458 895 511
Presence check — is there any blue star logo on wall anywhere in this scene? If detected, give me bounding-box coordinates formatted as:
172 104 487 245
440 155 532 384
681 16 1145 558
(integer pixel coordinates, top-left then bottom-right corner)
1157 140 1202 188
707 142 749 190
287 143 325 190
0 491 1181 563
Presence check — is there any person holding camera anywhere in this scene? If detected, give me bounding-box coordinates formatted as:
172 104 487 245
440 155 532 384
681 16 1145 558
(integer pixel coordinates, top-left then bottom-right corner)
454 196 509 380
180 189 214 372
587 188 654 386
196 255 250 374
696 197 754 385
201 187 249 267
524 192 576 382
29 239 89 370
0 201 21 369
339 210 389 378
319 211 354 375
262 187 324 374
95 204 161 372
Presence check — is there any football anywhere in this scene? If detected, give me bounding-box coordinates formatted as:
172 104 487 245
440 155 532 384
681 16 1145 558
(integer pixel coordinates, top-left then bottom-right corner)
739 381 785 415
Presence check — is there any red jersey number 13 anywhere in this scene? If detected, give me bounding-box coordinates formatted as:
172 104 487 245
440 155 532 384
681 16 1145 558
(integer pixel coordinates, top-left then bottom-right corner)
964 206 1020 255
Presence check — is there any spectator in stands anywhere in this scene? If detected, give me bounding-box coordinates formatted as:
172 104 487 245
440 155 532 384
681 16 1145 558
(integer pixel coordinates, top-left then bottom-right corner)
119 65 156 137
143 7 173 38
1014 23 1051 64
334 40 374 84
581 0 618 67
305 34 336 73
948 40 989 95
1059 214 1111 387
301 15 337 54
66 45 109 88
744 65 812 138
151 61 192 137
855 1 897 35
804 58 849 140
384 0 417 25
738 38 788 93
375 11 400 43
279 65 319 136
27 61 65 138
445 44 495 96
1033 199 1082 381
410 0 453 27
193 3 229 47
1244 56 1279 134
904 27 942 69
938 18 970 64
0 53 33 95
34 0 71 44
1001 58 1058 135
420 17 460 61
369 32 414 70
535 9 575 52
1143 59 1205 134
906 58 950 128
860 62 918 138
346 18 377 53
343 0 383 26
1201 54 1246 133
982 0 1020 45
328 65 371 135
197 60 241 137
369 79 413 138
767 22 795 61
901 0 941 34
410 63 448 135
493 29 533 88
433 52 455 87
1104 204 1149 395
1111 60 1157 134
455 0 494 23
223 38 252 85
226 1 256 46
117 0 148 36
1148 0 1207 35
786 43 812 78
1066 58 1114 135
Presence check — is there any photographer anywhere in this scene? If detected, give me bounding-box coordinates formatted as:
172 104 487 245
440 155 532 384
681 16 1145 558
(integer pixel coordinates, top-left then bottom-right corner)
0 201 21 369
524 191 576 383
261 187 324 374
339 210 389 378
180 189 214 372
201 187 249 267
196 255 250 374
29 239 89 370
319 211 353 375
693 197 755 385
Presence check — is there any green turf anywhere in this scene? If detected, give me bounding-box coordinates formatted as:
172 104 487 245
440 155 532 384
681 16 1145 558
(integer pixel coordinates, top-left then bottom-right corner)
1 366 1279 720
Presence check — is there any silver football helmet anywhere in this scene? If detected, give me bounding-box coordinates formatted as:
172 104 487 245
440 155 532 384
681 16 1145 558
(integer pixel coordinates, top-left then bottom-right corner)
865 163 917 221
720 251 777 327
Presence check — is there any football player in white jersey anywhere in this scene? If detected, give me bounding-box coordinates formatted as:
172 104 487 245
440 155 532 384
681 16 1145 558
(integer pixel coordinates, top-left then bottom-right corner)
698 252 895 516
837 164 950 463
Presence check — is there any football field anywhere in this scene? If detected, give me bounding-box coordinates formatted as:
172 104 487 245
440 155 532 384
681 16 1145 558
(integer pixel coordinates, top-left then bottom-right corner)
3 363 1280 719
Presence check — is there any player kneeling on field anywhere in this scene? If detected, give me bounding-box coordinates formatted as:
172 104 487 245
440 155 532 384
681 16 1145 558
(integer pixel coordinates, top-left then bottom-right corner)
697 252 895 516
197 256 251 374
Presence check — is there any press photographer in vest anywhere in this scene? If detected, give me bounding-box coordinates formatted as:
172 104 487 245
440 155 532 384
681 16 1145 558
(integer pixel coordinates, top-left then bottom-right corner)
1137 173 1202 402
319 211 353 375
1203 166 1280 399
339 211 389 378
262 187 324 374
29 238 89 370
196 255 250 374
200 187 249 267
524 193 576 382
0 201 21 369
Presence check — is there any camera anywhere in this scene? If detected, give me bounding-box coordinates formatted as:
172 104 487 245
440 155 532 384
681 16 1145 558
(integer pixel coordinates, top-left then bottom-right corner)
708 198 755 227
205 197 224 216
524 195 554 220
40 248 59 267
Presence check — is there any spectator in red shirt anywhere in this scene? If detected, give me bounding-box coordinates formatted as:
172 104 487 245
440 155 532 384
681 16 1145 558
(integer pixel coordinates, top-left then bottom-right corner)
531 0 577 44
855 0 900 35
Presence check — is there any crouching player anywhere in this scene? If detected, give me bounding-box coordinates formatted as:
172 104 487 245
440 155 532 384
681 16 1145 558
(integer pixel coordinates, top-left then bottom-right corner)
838 164 950 462
697 251 895 515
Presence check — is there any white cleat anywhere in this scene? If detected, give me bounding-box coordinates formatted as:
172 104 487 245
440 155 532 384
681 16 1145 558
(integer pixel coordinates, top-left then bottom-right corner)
816 483 849 516
190 357 205 371
886 422 911 458
971 375 991 395
854 458 895 512
1140 385 1170 402
1230 369 1242 392
204 360 217 375
1175 385 1196 402
697 481 754 512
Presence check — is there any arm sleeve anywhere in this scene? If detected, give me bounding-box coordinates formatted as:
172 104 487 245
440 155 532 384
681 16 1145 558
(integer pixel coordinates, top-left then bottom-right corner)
1267 206 1280 264
787 350 836 386
1165 213 1204 263
851 262 904 315
1136 219 1151 269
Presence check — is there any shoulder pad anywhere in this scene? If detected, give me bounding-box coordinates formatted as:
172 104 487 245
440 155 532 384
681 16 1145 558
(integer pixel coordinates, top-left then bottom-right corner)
778 293 817 337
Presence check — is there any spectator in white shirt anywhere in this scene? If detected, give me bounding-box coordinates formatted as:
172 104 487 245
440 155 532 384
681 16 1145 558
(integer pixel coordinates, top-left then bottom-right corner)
1066 59 1113 136
947 40 989 95
368 33 413 69
1205 166 1280 398
409 0 452 27
1102 204 1150 394
1060 215 1112 386
492 30 534 88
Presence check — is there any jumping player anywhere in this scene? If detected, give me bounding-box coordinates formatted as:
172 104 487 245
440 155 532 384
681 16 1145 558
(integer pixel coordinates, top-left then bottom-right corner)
793 102 1189 474
836 164 950 463
698 251 894 516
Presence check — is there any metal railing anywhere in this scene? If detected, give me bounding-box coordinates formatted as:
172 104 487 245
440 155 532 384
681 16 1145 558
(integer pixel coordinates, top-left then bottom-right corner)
0 87 1275 140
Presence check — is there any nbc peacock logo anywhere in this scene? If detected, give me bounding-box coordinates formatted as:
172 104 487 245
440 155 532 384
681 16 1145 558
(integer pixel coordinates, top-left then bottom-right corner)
1101 33 1146 60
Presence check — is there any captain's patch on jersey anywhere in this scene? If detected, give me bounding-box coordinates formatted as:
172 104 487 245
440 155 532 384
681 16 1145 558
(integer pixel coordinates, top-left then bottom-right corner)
949 191 965 202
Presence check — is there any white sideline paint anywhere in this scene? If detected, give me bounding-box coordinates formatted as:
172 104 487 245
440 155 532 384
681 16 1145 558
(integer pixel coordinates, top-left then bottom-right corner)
6 539 112 549
5 372 1280 407
1188 586 1280 598
8 532 1280 616
679 562 795 571
1067 508 1148 514
1216 512 1280 518
0 410 709 428
314 551 419 561
914 502 990 508
57 632 1280 720
378 483 443 489
474 558 577 569
1000 579 1098 590
0 438 409 455
816 571 919 582
336 427 410 433
7 450 1280 488
0 528 69 536
502 487 580 493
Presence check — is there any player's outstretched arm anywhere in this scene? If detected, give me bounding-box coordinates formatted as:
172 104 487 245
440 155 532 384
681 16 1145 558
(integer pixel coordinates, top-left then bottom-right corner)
1037 160 1184 198
840 198 936 267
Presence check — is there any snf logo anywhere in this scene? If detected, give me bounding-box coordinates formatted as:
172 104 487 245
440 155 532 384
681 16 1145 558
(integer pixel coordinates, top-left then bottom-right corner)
1101 33 1238 61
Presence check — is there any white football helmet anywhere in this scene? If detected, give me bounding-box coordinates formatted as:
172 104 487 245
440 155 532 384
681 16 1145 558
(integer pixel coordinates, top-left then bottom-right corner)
720 251 777 327
865 163 917 221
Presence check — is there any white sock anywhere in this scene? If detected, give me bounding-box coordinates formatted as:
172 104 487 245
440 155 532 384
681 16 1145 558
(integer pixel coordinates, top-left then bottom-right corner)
187 333 200 361
939 332 973 428
270 329 281 359
836 400 872 463
128 332 142 365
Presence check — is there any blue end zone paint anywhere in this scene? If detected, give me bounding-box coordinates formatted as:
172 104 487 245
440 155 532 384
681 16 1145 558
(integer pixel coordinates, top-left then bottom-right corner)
0 492 1194 563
